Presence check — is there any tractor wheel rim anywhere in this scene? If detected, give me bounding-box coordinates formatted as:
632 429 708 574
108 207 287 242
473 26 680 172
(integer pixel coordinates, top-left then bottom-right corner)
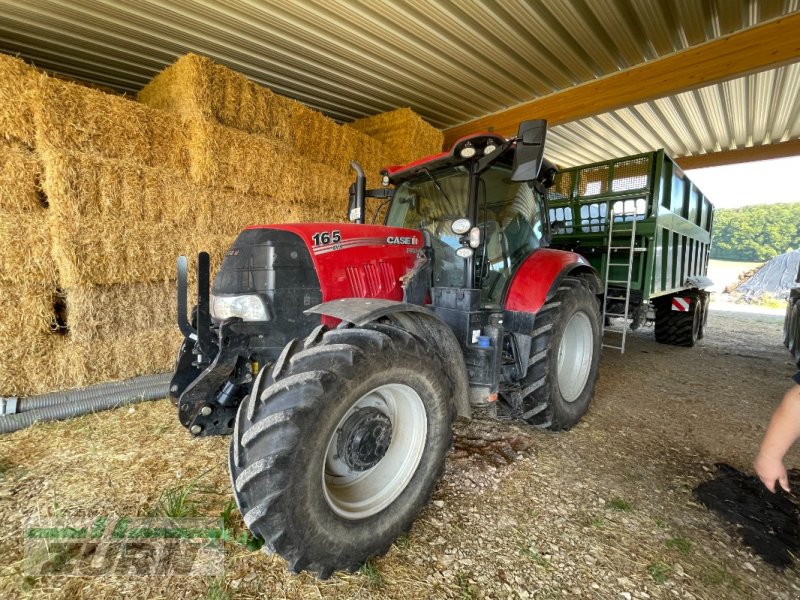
557 311 594 403
323 383 427 520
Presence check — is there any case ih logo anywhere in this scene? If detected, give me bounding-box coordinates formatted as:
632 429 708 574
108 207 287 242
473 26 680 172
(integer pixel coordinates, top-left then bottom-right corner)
386 236 418 245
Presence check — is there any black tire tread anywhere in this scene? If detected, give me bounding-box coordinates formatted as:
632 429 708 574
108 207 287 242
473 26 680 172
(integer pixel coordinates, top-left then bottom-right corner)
229 322 454 578
654 294 702 347
515 277 601 431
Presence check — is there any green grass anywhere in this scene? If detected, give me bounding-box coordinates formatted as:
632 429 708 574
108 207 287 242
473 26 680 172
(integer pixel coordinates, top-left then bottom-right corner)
665 536 692 554
752 293 785 309
360 559 384 587
700 565 741 589
393 535 412 549
218 498 263 551
589 517 607 528
647 561 671 584
205 578 230 600
151 482 200 518
607 497 633 512
520 543 550 567
455 571 476 599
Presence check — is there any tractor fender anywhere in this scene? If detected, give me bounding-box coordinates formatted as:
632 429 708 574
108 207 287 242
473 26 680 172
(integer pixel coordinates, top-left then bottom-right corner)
503 248 600 334
306 298 471 419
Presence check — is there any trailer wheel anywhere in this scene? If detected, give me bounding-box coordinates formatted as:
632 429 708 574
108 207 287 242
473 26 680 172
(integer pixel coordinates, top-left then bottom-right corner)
228 323 454 578
518 277 602 430
654 300 699 347
697 295 710 340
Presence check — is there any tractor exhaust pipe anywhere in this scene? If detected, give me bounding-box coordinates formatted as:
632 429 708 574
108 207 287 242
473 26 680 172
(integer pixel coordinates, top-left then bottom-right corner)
348 161 366 224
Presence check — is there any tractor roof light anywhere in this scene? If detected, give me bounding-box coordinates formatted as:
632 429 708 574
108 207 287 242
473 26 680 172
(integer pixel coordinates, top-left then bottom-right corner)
484 143 497 155
468 226 481 249
451 218 471 235
459 143 476 159
456 247 473 258
381 173 390 186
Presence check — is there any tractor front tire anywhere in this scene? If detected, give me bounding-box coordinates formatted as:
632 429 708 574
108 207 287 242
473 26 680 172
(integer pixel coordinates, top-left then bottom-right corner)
517 277 602 431
228 323 454 577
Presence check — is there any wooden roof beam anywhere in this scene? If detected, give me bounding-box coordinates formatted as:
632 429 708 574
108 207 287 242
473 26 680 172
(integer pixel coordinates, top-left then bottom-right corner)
443 13 800 146
675 139 800 170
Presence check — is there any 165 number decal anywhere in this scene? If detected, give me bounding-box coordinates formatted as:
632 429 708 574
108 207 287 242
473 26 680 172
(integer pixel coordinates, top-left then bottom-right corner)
311 230 342 246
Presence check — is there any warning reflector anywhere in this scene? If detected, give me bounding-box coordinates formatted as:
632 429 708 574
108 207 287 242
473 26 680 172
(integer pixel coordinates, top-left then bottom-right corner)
671 297 691 311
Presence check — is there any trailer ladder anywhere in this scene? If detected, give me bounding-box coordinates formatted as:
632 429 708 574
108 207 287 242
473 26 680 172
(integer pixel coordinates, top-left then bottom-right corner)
601 205 643 353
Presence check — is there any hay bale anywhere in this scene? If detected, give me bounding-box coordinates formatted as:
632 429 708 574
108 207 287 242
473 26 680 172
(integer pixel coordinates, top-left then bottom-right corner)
0 211 58 286
61 325 180 389
41 149 348 287
138 54 388 175
64 282 179 343
348 107 444 166
0 142 45 212
0 53 43 146
35 77 190 173
40 149 201 286
0 283 60 396
186 118 351 210
0 142 57 285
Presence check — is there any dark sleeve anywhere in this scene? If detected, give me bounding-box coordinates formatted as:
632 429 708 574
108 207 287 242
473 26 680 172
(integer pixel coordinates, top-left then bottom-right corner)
794 372 800 385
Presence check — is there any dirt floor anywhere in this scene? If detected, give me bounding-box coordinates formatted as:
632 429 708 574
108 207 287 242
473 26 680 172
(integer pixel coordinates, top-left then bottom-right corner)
1 307 799 599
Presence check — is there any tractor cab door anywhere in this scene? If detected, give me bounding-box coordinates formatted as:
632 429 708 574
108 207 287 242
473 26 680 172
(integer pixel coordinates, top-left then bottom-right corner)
475 164 547 307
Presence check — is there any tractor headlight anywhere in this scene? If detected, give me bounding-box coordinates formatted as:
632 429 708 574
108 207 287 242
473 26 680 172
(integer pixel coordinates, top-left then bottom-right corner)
210 294 269 322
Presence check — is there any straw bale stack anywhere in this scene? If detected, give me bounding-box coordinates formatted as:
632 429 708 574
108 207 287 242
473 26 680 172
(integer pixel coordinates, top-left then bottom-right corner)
349 107 445 166
0 54 43 146
35 77 191 173
61 326 181 389
0 142 57 287
137 53 399 184
185 118 351 207
0 52 441 397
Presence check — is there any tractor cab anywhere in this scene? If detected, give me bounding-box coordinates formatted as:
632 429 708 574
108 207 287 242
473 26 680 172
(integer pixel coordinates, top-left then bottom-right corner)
385 143 552 307
350 122 559 310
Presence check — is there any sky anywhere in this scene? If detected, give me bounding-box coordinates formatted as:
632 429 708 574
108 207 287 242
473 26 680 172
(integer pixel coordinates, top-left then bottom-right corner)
685 155 800 210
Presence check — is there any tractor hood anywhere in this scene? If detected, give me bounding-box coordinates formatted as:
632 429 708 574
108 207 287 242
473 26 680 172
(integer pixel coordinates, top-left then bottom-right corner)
215 223 424 305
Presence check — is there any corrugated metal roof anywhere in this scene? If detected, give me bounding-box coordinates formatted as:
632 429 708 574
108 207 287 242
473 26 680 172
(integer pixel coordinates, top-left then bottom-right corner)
0 0 798 163
545 62 800 167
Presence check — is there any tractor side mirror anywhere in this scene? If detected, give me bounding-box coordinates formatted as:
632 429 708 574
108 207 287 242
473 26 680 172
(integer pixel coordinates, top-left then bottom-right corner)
511 120 547 182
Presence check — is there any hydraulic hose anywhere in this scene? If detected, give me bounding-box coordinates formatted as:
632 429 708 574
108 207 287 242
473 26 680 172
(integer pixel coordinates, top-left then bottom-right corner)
0 374 171 434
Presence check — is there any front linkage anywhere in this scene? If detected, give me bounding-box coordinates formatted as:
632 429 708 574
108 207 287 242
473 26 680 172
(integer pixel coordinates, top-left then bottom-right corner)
170 252 252 436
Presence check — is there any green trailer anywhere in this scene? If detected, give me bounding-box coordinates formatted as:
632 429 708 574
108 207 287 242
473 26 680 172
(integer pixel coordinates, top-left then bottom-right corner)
546 150 714 350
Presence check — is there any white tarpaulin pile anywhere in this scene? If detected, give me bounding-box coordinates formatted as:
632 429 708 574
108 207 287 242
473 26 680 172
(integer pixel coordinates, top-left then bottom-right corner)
736 250 800 300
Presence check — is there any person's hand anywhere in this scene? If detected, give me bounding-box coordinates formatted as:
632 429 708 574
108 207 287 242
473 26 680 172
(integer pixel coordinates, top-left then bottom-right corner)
753 452 791 493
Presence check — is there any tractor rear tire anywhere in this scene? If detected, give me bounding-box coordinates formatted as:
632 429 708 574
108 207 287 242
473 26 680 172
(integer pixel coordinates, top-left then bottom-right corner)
517 277 602 431
228 323 454 578
655 300 699 347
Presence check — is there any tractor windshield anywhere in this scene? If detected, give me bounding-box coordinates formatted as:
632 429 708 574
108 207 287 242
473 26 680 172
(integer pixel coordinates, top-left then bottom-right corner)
386 160 546 304
386 166 470 288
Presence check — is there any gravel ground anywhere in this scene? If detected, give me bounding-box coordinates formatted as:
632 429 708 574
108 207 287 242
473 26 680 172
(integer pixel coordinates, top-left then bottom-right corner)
1 306 798 599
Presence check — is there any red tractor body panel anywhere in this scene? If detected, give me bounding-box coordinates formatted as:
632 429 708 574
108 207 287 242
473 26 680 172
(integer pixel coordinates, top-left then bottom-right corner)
504 248 592 314
245 223 423 302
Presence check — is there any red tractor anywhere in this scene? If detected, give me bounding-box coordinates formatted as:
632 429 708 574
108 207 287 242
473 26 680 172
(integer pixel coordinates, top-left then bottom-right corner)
171 120 602 577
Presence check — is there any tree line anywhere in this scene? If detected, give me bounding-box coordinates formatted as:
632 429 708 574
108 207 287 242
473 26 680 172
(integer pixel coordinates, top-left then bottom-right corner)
711 202 800 261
